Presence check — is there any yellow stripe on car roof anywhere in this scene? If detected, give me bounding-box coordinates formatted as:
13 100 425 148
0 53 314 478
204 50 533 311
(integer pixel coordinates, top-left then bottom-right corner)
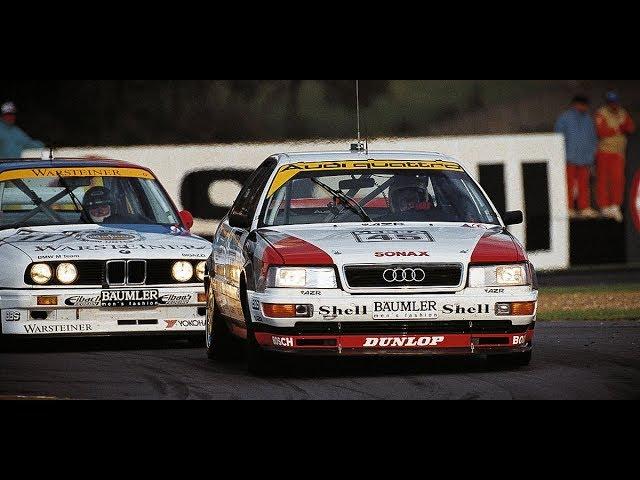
267 160 463 197
0 167 155 182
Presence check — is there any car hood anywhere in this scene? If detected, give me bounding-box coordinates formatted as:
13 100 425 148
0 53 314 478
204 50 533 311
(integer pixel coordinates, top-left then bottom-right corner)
258 222 514 267
0 224 211 262
0 242 36 287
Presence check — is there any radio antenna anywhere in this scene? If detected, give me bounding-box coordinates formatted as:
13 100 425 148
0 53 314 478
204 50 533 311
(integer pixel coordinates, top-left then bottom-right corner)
356 80 361 145
351 80 366 153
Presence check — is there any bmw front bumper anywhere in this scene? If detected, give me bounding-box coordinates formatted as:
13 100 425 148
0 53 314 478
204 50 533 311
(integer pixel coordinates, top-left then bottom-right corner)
0 286 206 337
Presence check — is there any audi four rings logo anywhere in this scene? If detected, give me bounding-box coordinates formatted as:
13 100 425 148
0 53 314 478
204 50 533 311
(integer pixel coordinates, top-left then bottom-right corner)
383 268 426 283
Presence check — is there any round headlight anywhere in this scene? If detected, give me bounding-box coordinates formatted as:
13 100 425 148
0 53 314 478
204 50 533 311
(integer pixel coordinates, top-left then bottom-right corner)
56 263 78 285
196 261 206 281
31 264 53 285
172 261 194 282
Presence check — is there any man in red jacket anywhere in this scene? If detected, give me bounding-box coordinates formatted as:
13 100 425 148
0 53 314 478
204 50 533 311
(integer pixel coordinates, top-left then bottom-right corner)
595 91 636 222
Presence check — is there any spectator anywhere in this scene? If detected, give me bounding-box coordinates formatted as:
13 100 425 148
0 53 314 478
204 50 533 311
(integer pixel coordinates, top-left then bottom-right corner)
0 101 45 159
595 91 636 223
555 95 599 219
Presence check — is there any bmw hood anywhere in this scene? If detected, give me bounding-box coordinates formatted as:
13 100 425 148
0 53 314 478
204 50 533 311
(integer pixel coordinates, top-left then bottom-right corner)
0 224 211 262
259 222 519 267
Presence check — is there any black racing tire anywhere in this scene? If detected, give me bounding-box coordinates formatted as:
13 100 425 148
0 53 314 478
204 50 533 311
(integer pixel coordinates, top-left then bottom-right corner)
0 322 8 352
487 350 532 368
205 288 236 360
246 327 273 376
241 282 273 376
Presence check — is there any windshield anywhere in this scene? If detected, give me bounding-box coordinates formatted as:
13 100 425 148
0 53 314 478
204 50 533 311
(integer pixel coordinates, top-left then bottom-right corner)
0 167 180 230
261 164 500 227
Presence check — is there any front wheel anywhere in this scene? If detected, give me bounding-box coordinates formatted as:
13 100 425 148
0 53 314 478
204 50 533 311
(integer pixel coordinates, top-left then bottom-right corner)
241 285 273 376
246 328 273 376
0 322 8 352
205 289 235 360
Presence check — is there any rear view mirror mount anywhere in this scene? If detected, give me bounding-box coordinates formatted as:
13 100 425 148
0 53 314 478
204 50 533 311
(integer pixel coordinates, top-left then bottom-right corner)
338 178 376 191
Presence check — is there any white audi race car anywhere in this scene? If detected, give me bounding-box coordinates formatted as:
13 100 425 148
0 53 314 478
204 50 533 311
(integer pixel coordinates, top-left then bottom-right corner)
205 150 538 373
0 158 210 341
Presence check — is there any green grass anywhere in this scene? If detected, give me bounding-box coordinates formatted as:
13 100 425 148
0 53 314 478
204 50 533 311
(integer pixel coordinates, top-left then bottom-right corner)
538 283 640 321
537 308 640 322
540 284 640 295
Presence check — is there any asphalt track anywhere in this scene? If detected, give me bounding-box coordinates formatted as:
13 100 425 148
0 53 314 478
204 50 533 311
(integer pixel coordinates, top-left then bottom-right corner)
0 320 638 400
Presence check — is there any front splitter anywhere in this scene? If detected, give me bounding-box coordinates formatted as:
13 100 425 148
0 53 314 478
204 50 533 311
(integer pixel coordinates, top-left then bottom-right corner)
255 330 534 356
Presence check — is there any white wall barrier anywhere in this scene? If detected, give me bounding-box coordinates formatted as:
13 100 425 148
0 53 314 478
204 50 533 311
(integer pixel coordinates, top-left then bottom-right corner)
24 133 568 270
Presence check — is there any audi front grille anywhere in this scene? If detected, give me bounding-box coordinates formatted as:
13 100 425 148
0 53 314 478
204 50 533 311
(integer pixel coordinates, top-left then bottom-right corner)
344 264 463 289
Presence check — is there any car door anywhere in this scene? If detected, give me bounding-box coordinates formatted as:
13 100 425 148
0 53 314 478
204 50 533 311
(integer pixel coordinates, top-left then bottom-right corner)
223 158 278 323
211 216 234 314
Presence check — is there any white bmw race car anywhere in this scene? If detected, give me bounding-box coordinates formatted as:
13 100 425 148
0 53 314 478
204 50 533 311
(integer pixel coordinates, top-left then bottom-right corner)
205 150 538 373
0 158 211 341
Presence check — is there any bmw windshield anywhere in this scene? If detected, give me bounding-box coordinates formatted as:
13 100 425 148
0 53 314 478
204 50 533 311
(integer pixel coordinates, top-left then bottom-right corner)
0 167 180 230
261 161 500 227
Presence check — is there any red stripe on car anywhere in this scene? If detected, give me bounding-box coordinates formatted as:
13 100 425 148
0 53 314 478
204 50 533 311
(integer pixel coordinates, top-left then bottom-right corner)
268 235 334 266
470 232 527 264
260 245 286 280
255 333 534 350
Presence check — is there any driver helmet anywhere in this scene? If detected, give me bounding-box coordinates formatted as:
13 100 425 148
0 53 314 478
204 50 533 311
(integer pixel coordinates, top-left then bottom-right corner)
82 186 114 223
388 175 432 213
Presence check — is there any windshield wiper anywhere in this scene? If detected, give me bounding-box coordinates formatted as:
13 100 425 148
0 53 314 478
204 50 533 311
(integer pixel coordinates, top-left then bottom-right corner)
311 178 372 222
57 174 92 224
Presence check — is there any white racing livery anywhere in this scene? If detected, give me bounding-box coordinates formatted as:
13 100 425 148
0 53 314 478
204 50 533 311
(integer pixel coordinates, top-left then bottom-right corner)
206 150 539 373
0 158 210 340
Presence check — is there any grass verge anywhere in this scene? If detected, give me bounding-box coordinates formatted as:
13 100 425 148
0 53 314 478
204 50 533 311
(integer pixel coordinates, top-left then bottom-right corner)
537 284 640 321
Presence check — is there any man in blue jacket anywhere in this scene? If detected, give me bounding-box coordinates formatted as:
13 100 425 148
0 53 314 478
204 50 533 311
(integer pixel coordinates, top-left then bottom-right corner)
0 101 45 159
555 95 599 219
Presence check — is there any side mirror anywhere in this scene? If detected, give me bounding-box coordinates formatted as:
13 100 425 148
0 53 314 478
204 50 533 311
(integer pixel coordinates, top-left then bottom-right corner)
229 211 251 230
179 210 194 230
503 210 524 226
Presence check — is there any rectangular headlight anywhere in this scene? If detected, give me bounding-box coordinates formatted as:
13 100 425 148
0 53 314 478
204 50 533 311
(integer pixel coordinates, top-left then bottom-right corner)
267 267 337 289
468 264 529 288
496 265 526 285
274 267 307 288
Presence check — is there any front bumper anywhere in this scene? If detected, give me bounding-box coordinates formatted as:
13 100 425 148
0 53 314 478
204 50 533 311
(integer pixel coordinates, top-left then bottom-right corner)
250 288 537 355
255 329 534 356
0 287 206 337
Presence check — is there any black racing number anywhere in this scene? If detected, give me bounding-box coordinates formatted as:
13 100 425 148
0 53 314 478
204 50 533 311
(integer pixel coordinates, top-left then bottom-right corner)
367 234 393 241
353 230 434 243
395 233 424 241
